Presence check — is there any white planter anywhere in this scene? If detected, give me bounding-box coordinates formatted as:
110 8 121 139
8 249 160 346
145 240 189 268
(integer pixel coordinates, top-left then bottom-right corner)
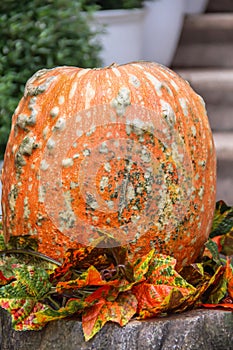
142 0 185 66
93 9 145 66
185 0 208 14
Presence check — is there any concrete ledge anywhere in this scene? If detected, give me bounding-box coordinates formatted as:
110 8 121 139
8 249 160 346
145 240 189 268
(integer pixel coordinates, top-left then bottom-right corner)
0 308 232 350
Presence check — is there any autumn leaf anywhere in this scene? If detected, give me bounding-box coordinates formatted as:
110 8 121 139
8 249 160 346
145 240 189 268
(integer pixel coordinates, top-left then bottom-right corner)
210 200 233 238
116 249 155 293
204 239 222 265
180 263 206 287
34 298 90 327
0 265 51 300
0 265 51 330
56 265 118 295
146 254 196 295
57 246 114 274
202 303 233 311
82 292 137 341
132 282 171 318
0 201 233 340
0 232 6 250
202 265 226 304
0 270 15 286
219 231 233 256
225 259 233 299
132 249 155 282
201 260 233 311
132 254 201 318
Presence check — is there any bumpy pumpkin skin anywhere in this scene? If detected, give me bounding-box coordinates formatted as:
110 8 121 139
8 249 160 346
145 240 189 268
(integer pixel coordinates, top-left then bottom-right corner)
1 62 216 269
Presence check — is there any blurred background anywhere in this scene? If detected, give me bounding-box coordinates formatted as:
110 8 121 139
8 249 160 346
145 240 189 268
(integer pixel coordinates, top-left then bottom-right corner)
0 0 233 214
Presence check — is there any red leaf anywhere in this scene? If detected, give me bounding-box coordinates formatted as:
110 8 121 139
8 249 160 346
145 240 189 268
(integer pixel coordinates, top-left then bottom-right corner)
0 271 15 286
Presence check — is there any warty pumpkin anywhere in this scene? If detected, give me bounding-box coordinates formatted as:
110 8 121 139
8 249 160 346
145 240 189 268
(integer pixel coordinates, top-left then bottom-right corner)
1 61 216 269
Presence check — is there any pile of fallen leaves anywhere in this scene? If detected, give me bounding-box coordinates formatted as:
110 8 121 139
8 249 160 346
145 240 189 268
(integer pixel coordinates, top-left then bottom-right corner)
0 200 232 341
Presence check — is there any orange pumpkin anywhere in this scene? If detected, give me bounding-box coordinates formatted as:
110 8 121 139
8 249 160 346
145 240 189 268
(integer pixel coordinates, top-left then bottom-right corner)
1 62 216 269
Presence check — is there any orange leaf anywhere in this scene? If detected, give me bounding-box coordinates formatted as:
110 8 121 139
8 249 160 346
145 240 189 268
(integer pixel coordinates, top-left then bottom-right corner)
202 303 233 311
56 266 113 293
82 292 137 340
85 285 118 304
132 282 185 319
225 258 233 299
147 254 196 296
82 299 106 340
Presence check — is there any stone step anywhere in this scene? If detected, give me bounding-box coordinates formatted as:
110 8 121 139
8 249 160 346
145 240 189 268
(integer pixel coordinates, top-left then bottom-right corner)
207 0 233 12
172 14 233 68
174 69 233 131
214 132 233 205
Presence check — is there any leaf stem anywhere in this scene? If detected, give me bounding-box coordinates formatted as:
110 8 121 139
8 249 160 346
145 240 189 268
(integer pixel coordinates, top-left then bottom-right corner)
0 249 62 266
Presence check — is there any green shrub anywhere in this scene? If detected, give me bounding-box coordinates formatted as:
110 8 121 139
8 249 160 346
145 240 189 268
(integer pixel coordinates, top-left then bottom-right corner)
84 0 145 10
0 0 102 159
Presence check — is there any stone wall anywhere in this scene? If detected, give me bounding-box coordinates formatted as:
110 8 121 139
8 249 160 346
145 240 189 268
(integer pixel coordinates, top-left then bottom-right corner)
1 308 233 350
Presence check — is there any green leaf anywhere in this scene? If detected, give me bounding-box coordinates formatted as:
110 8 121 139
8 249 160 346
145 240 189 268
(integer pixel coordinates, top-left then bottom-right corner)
210 201 233 238
0 265 51 300
204 239 222 265
0 233 6 250
146 254 196 293
204 265 227 304
0 265 52 329
132 249 155 282
34 298 90 327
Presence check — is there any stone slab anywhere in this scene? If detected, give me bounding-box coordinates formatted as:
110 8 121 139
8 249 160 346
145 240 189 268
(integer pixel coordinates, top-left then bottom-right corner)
0 308 232 350
174 69 233 130
172 43 233 68
207 0 233 12
179 14 233 44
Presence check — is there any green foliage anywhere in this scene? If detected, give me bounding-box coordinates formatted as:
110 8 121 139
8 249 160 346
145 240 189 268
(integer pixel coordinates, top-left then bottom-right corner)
0 0 102 159
84 0 145 10
210 200 233 238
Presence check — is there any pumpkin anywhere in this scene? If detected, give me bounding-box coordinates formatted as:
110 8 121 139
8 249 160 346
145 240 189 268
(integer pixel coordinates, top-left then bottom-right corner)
1 61 216 269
